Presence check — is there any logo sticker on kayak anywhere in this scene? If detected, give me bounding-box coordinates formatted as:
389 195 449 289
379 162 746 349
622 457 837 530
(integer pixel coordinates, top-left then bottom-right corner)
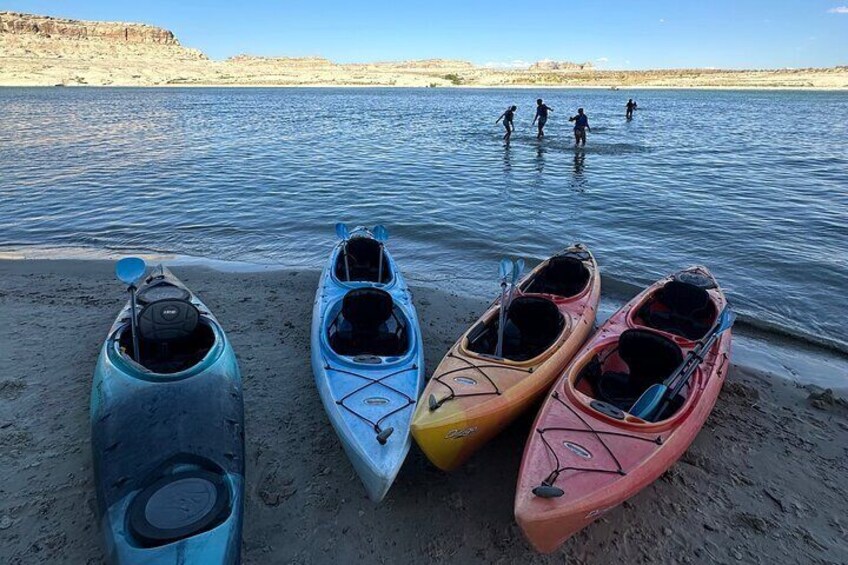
453 376 477 386
364 397 389 406
562 441 592 459
445 427 477 439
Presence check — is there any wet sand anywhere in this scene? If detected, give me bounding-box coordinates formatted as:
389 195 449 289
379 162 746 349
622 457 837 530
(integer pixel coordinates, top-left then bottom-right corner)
1 260 846 564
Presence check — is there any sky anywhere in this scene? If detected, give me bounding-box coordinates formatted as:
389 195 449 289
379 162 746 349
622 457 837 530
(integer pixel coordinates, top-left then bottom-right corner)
4 1 848 68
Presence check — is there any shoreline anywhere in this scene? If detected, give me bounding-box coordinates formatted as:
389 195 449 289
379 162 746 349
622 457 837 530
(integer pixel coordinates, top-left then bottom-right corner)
1 259 846 563
1 83 847 91
2 251 846 383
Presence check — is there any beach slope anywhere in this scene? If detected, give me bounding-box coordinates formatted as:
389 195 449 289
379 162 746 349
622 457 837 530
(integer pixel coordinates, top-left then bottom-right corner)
0 260 846 563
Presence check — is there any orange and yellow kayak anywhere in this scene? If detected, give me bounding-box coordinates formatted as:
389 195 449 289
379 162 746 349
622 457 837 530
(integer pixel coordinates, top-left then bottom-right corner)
410 244 601 471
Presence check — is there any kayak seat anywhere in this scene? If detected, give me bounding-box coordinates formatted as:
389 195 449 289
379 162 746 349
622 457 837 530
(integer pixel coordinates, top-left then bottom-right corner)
128 298 213 374
330 288 406 357
335 237 392 283
502 296 564 361
637 281 714 340
595 329 683 410
138 299 200 342
522 256 590 298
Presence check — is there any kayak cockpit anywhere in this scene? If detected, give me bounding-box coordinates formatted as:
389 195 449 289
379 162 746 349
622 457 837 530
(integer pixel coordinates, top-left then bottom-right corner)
521 255 591 299
466 296 564 362
335 236 392 283
327 288 409 358
118 281 216 374
631 277 718 341
573 330 686 418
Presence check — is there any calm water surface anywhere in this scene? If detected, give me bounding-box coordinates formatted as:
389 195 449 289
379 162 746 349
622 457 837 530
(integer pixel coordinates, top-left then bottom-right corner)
1 87 846 345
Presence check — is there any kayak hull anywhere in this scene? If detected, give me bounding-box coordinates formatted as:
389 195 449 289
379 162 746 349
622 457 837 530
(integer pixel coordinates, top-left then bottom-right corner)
311 229 424 502
90 267 244 564
515 266 731 553
411 245 601 471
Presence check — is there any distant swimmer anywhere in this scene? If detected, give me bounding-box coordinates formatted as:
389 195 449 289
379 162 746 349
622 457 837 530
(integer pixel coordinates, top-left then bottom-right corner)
496 105 517 141
568 108 591 147
626 98 636 119
532 99 553 139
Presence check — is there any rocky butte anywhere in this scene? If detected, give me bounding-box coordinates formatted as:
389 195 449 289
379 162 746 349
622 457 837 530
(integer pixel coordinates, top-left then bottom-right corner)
1 11 846 88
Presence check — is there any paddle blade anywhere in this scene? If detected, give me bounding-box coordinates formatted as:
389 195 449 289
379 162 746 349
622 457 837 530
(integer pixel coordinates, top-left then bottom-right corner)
717 308 737 333
629 383 667 420
373 224 388 243
335 222 349 240
115 257 146 285
512 258 525 284
498 258 513 282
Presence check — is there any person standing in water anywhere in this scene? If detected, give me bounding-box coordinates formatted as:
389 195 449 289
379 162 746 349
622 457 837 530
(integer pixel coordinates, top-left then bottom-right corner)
496 105 517 141
569 108 591 147
626 98 636 119
532 99 553 139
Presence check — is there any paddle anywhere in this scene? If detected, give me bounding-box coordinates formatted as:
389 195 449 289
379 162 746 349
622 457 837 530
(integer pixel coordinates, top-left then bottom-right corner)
335 222 351 281
494 258 514 358
373 224 388 283
115 257 147 362
629 307 737 421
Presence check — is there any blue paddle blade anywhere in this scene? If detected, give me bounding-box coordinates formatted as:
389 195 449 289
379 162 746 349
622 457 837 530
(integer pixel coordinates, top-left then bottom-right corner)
717 308 737 333
335 222 349 240
373 224 388 243
512 258 525 284
115 257 146 285
499 258 513 282
629 383 667 420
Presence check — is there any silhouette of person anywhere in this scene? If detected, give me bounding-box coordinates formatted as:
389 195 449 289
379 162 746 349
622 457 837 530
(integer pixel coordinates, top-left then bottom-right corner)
626 99 635 119
532 99 553 139
568 108 591 147
496 105 517 141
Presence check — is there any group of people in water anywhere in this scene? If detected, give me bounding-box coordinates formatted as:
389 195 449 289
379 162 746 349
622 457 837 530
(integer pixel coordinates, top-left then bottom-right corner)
496 98 638 146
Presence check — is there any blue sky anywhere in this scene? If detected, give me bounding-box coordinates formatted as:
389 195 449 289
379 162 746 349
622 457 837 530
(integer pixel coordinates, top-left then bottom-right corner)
5 1 847 68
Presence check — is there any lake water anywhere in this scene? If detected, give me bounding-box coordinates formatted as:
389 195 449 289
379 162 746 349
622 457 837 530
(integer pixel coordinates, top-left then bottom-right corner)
1 87 846 348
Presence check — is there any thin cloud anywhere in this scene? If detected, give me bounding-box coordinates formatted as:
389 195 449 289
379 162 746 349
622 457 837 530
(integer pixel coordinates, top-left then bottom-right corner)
596 57 609 63
827 6 848 13
483 60 530 69
659 18 666 23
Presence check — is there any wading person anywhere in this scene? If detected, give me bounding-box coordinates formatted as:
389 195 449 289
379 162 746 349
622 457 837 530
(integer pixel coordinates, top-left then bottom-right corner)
496 105 517 141
532 99 553 139
568 108 591 147
626 98 636 119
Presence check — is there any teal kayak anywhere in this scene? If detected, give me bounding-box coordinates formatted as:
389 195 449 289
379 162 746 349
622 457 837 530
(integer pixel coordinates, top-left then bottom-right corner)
90 265 244 564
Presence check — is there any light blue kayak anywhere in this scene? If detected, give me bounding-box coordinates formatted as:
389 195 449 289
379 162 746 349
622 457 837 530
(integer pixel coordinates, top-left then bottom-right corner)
311 225 424 502
91 264 244 564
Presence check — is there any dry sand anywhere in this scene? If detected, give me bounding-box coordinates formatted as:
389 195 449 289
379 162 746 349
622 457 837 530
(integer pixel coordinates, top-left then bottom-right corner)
1 259 846 564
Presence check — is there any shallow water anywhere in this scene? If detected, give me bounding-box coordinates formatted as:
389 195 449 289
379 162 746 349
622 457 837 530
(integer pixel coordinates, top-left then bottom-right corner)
1 87 846 346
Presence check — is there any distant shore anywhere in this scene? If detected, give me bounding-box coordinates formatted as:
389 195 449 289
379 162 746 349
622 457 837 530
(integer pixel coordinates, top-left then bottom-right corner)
1 258 847 563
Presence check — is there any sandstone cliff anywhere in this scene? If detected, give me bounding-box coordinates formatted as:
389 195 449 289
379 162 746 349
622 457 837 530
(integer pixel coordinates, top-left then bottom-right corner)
1 11 845 88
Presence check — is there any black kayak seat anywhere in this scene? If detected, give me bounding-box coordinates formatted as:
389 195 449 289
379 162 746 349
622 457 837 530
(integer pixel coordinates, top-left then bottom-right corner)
595 329 683 410
332 288 402 356
638 280 713 340
523 256 590 297
138 299 200 343
502 296 564 360
335 237 392 283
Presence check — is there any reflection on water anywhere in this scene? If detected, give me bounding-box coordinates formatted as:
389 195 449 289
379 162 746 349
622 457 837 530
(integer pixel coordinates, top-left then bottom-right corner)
1 87 847 344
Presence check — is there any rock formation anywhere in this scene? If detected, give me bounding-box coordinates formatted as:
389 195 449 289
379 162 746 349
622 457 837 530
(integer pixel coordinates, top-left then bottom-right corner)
529 59 593 71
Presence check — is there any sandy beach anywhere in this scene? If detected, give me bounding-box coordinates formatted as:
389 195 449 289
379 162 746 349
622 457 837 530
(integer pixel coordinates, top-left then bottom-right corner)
1 259 846 564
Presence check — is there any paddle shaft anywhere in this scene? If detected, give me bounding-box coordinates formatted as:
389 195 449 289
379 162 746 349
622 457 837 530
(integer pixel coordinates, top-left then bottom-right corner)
495 281 508 357
655 323 726 418
128 284 141 362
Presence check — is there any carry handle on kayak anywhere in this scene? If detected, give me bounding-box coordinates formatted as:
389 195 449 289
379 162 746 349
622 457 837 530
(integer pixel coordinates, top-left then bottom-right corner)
630 307 736 421
335 222 351 281
115 257 148 362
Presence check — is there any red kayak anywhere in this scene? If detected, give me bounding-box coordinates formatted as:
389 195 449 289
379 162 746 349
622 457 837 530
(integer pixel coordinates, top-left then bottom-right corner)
515 266 733 553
